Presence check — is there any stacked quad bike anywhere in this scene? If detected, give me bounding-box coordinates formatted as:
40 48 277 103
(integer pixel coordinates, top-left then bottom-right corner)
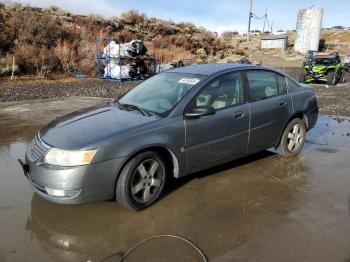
299 51 346 86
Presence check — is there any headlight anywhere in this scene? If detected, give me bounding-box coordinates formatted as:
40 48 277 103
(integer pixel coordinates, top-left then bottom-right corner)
44 148 97 167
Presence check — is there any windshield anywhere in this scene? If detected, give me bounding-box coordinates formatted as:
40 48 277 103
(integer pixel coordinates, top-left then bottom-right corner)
117 72 205 117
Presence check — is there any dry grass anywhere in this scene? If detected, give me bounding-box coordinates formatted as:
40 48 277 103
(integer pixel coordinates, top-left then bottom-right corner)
322 30 350 43
0 4 226 77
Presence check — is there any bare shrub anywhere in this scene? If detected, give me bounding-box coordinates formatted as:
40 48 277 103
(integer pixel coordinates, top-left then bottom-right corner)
116 30 136 43
54 39 76 73
221 31 239 39
153 47 193 64
14 44 61 77
13 43 37 73
120 10 146 24
77 40 95 73
35 48 61 78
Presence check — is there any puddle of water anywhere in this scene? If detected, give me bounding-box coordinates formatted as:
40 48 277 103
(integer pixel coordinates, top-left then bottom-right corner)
306 115 350 148
1 109 350 261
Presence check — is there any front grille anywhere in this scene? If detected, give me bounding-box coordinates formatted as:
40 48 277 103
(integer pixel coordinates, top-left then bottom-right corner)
26 135 51 162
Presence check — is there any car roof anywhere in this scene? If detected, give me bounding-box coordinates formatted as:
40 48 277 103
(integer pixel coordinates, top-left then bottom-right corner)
167 63 262 76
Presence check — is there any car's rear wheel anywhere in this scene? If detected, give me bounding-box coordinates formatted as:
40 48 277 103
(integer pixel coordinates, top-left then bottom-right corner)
116 151 166 211
327 71 337 85
277 118 306 157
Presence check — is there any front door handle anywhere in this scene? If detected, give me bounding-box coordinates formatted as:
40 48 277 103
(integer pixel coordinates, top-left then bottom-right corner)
234 111 245 119
278 100 287 106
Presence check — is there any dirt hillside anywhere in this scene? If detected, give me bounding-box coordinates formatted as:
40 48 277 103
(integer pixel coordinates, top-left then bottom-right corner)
1 3 350 78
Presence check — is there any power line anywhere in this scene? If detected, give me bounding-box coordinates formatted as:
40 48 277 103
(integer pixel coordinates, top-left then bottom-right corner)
251 13 265 20
247 0 272 39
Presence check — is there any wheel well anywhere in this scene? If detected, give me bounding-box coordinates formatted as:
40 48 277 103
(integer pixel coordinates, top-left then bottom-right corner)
293 112 308 128
140 146 175 175
117 146 177 181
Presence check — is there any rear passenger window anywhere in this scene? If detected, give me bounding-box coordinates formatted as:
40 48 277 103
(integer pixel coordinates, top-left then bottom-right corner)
247 71 278 101
287 78 300 91
277 75 288 94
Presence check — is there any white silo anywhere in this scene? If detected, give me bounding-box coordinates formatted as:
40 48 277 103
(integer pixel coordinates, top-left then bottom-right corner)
294 7 323 53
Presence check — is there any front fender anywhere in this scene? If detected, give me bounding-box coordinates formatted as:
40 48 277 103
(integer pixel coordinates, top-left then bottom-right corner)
94 116 186 177
125 143 182 178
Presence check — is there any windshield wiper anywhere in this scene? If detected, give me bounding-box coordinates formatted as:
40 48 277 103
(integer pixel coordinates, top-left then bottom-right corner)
117 102 149 116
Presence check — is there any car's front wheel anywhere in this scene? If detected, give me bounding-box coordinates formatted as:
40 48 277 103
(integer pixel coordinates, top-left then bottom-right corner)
116 151 166 211
277 118 306 157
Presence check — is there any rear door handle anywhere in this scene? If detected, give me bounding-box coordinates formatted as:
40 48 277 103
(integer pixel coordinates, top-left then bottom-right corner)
234 111 245 119
278 100 287 106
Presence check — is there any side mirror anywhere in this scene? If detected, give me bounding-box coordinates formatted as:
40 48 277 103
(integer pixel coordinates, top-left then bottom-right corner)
185 106 215 118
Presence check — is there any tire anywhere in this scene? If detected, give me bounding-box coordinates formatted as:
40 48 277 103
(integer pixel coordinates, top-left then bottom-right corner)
116 151 167 211
339 71 346 83
277 118 306 157
327 71 336 86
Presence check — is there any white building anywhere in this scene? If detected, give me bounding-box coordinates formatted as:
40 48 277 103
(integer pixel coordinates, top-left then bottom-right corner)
261 34 288 50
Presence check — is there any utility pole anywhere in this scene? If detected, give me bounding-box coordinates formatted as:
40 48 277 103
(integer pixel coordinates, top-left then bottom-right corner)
271 20 273 34
262 7 267 34
247 0 253 41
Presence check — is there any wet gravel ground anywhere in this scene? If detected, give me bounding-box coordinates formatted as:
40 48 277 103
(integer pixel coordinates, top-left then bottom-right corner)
1 73 350 116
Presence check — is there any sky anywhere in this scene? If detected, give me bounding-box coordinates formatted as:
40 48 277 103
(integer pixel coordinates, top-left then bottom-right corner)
9 0 350 34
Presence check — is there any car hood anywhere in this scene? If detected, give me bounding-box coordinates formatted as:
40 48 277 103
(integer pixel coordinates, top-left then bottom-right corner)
40 104 159 149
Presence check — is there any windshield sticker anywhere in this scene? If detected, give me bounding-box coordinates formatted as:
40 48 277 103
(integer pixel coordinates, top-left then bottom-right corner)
178 78 201 85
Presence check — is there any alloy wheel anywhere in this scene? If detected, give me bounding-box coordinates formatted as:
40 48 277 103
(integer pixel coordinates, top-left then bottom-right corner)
287 124 305 153
131 159 164 203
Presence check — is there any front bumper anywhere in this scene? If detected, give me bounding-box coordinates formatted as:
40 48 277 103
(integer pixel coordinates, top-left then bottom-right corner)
19 155 126 204
304 73 327 82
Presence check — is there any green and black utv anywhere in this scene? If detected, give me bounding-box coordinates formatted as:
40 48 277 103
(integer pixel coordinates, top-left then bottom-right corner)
300 51 345 85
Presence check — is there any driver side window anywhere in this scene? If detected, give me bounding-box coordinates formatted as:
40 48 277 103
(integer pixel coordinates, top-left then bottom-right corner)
195 72 244 110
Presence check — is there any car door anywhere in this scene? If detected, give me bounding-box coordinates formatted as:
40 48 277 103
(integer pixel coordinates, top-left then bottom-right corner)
245 70 293 152
184 72 250 169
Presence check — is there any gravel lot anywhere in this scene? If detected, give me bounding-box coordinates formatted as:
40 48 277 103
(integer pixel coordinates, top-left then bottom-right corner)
1 73 350 116
0 78 139 102
313 83 350 116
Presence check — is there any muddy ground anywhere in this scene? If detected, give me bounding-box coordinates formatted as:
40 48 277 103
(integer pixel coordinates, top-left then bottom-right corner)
1 98 350 262
1 70 350 116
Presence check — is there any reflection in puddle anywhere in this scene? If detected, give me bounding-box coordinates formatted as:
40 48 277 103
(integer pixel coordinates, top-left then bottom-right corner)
23 152 309 261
